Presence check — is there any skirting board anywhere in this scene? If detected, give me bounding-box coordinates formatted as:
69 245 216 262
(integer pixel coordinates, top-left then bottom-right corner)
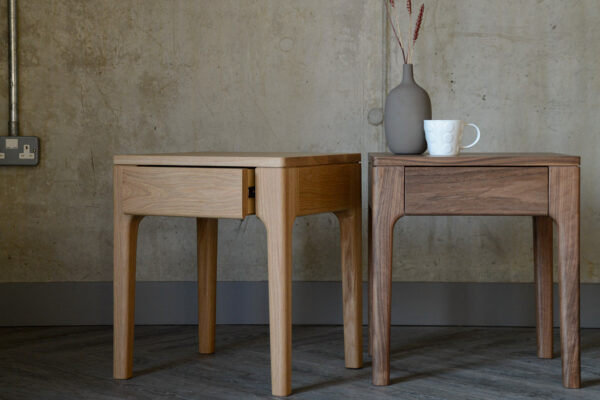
1 282 600 327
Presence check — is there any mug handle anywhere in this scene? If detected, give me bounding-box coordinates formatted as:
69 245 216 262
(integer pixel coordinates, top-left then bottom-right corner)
461 123 481 149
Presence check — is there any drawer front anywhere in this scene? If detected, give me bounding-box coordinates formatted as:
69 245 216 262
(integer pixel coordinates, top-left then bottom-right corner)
405 167 548 215
121 167 255 218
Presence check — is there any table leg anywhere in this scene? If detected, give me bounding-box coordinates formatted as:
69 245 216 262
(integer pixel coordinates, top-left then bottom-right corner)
368 205 373 357
335 202 363 369
197 218 218 354
113 166 143 379
370 166 404 386
549 166 580 389
533 216 553 359
256 167 297 397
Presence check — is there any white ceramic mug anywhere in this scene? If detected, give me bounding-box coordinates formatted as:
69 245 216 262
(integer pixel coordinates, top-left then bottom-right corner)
424 120 481 156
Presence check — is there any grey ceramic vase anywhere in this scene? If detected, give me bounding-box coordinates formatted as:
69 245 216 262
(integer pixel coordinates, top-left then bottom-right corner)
384 64 432 154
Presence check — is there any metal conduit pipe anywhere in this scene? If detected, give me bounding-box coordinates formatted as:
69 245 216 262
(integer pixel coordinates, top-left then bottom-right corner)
0 0 38 166
8 0 18 136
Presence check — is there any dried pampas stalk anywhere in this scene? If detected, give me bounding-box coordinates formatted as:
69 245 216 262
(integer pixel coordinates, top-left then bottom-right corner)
409 3 424 63
407 0 413 62
413 4 424 43
385 0 407 63
385 0 425 64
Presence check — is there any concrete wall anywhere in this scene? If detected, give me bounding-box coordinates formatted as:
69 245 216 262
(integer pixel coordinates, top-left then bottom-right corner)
0 0 598 284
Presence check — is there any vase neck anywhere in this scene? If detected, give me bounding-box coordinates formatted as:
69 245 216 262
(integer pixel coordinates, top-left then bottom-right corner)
402 64 415 84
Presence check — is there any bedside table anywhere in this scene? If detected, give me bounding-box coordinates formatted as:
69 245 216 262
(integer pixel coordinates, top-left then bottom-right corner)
368 153 581 388
113 152 363 396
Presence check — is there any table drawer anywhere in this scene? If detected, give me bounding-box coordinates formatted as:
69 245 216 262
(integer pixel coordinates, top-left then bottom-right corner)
405 167 548 215
120 166 255 218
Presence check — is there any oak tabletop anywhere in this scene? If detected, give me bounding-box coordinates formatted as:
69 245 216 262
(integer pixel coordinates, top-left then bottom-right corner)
114 152 361 168
369 153 580 167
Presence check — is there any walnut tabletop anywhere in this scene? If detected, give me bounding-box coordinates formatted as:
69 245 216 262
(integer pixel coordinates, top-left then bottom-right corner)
114 152 361 168
369 152 580 166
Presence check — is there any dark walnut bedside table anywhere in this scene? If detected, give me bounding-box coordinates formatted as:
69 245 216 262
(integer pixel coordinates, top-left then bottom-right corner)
368 153 581 388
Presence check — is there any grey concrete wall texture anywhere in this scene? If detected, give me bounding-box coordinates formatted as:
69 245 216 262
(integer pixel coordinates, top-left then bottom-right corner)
0 0 597 283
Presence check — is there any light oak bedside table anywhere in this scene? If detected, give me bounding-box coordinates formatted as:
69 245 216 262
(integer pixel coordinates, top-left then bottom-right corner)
113 152 363 396
368 153 581 389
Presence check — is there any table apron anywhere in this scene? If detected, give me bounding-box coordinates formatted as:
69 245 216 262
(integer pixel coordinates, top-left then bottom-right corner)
404 166 549 216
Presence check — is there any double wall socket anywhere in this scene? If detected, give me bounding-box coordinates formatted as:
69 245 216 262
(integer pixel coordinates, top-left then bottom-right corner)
0 136 40 166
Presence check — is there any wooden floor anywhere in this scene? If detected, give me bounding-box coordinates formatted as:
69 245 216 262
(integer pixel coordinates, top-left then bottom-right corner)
2 326 600 399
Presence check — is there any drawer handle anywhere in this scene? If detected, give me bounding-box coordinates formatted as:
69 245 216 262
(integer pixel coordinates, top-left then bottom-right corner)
248 186 255 198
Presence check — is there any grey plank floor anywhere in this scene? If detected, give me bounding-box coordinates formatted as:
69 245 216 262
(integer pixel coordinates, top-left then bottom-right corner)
1 326 600 399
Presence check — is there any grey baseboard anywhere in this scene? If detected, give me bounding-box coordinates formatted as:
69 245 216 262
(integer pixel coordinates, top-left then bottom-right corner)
1 281 600 327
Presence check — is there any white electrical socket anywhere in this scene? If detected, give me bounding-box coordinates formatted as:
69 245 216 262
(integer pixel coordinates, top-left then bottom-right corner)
19 144 35 160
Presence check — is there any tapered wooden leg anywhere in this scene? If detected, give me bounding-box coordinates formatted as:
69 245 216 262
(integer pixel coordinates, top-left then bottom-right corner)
256 167 297 397
265 221 293 397
549 166 580 389
533 216 553 359
372 216 396 386
197 218 218 354
335 203 363 369
113 214 142 379
368 205 373 357
370 166 404 386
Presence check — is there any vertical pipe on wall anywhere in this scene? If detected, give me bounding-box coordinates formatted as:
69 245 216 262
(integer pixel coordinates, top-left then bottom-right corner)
8 0 19 136
380 0 389 152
